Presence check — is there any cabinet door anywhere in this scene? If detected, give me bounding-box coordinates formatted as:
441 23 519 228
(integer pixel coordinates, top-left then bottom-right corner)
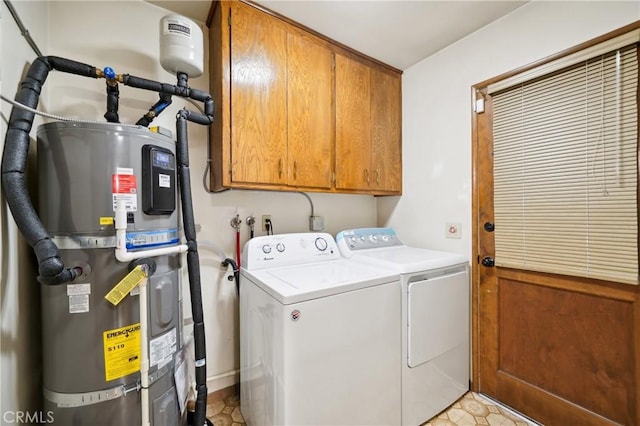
287 31 333 189
371 68 402 193
335 54 372 191
230 3 288 185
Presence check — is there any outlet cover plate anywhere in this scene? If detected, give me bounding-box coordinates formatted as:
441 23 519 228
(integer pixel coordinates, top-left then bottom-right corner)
446 222 462 239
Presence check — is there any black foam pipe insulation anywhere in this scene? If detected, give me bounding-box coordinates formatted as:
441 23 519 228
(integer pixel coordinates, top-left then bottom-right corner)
1 56 97 285
176 113 208 426
1 55 214 425
104 82 120 123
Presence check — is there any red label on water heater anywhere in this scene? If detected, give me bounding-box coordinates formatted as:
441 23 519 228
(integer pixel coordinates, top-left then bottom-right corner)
112 169 138 212
112 174 137 194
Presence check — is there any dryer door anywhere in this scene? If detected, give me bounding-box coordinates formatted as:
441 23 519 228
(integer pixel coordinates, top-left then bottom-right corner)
407 269 469 367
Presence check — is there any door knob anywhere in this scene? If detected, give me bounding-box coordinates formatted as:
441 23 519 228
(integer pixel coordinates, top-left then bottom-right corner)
481 256 495 267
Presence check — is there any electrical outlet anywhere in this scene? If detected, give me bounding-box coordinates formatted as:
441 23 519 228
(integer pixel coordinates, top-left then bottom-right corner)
262 215 271 231
446 222 462 239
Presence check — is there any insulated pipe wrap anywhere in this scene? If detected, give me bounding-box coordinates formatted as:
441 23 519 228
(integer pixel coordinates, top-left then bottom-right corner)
1 56 97 285
176 114 208 425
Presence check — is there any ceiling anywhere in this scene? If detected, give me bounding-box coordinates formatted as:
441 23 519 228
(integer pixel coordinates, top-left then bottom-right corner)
147 0 527 70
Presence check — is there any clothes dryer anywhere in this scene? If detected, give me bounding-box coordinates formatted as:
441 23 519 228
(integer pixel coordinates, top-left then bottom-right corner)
337 228 469 425
240 232 401 426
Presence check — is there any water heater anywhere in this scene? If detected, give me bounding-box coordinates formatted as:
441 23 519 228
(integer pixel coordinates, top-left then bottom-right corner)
1 11 214 426
38 122 183 425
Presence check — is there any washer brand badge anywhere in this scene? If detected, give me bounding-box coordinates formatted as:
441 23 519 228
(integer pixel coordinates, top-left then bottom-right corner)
290 310 301 321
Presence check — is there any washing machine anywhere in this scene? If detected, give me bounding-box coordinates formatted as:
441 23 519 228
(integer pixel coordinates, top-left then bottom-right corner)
240 232 402 426
337 228 470 425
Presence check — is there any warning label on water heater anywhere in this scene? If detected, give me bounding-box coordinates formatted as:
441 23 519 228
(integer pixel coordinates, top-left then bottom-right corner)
103 323 141 381
112 168 138 212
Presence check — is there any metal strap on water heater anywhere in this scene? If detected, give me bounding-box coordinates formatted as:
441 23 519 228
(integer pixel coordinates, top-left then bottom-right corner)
51 236 117 250
43 384 131 407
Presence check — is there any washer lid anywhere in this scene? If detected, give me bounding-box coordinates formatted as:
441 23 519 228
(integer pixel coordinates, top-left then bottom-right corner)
351 246 468 274
241 259 398 305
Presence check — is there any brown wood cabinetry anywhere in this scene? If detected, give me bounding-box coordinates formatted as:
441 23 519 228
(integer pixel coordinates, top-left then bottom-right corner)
229 3 287 186
287 30 334 189
209 1 401 194
335 55 402 193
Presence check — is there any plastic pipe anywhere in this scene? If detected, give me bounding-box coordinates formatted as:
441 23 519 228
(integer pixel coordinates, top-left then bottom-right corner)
139 273 150 426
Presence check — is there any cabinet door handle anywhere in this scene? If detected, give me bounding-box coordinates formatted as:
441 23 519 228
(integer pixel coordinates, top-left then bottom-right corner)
293 161 297 180
365 169 370 184
279 159 283 179
375 169 380 184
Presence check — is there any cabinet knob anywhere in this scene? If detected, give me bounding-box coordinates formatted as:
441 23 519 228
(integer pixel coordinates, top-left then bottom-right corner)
365 169 370 184
293 161 297 180
278 158 283 179
375 169 380 184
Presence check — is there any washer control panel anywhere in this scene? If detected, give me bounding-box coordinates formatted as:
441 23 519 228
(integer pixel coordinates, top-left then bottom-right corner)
243 232 340 270
336 228 404 257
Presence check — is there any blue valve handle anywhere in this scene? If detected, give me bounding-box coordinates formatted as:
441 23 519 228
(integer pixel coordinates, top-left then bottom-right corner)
103 66 116 80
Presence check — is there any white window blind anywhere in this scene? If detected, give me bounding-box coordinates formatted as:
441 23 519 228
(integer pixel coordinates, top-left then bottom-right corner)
493 43 638 285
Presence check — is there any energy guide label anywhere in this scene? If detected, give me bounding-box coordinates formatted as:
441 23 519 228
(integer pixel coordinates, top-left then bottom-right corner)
150 328 177 369
103 323 141 381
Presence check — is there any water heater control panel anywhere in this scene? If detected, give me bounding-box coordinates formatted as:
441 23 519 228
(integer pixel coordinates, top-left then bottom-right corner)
142 145 176 215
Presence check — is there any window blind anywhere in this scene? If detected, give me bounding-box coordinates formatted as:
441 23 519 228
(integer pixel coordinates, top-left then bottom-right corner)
492 43 638 285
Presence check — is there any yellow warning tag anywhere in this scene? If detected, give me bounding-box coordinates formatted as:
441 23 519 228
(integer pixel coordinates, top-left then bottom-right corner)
105 265 146 306
103 323 141 381
99 216 114 226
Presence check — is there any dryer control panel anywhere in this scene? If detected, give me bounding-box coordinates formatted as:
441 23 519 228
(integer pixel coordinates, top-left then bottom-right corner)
243 232 340 270
336 228 404 256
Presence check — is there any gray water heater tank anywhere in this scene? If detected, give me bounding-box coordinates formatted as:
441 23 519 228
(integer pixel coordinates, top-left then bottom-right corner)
37 122 184 426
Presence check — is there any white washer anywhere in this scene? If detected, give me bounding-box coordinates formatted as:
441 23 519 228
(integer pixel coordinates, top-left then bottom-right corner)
240 232 402 426
337 228 470 425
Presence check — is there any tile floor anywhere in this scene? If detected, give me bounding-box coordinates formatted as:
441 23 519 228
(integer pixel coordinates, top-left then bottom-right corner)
422 392 536 426
206 391 536 426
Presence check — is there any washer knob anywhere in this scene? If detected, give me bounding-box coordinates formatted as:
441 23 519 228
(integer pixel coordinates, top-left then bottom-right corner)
276 243 285 252
315 237 328 251
369 234 378 243
262 244 272 254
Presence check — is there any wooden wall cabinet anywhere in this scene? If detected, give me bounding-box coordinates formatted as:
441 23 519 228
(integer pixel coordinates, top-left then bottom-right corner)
335 55 402 193
209 1 402 195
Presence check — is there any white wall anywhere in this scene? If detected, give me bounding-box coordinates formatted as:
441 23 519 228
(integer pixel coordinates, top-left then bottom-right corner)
378 1 640 260
1 0 376 408
0 0 49 417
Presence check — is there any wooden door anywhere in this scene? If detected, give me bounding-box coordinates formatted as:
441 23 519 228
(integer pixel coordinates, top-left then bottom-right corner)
335 54 371 191
287 31 333 189
371 68 402 193
473 93 640 426
229 3 287 185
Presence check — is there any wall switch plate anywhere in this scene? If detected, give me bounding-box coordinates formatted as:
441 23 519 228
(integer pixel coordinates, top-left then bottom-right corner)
446 222 462 239
309 216 324 231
